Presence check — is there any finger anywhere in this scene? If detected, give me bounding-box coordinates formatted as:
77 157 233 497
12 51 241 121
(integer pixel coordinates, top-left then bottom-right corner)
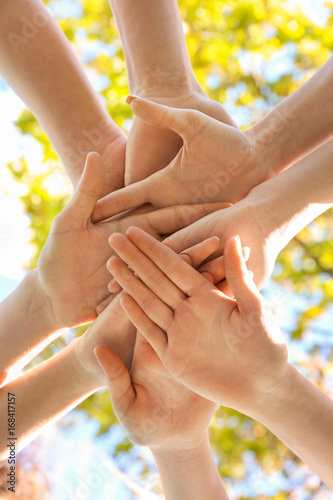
120 294 168 359
216 279 233 297
109 233 186 310
96 294 113 315
68 152 105 221
142 202 231 236
127 95 208 142
162 239 174 250
107 255 174 330
179 237 220 269
125 226 211 296
92 178 150 222
200 270 215 284
94 345 135 415
164 205 231 254
224 235 262 315
198 246 250 284
108 279 123 294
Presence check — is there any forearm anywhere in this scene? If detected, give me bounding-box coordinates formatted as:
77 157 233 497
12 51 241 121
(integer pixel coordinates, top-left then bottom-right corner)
109 0 201 96
151 439 229 500
0 0 124 187
252 364 333 487
0 270 59 374
0 338 101 463
250 139 333 252
247 56 333 177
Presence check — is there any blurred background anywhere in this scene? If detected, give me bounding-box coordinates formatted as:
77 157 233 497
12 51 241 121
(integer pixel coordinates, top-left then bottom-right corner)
0 0 333 498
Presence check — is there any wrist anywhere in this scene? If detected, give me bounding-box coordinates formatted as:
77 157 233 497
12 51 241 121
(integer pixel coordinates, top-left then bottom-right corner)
238 186 285 255
247 363 295 422
150 434 209 461
29 269 62 332
132 73 203 101
151 436 228 500
69 337 105 393
64 116 126 189
246 110 292 179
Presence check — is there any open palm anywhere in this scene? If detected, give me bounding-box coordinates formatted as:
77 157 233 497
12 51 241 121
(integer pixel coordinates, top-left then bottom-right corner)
38 153 228 328
95 332 217 450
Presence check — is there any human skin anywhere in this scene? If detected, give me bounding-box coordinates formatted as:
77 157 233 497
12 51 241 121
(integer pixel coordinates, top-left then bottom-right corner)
0 0 126 195
0 291 137 465
108 0 236 185
93 56 333 218
95 336 228 500
0 151 229 376
162 138 333 290
0 235 225 467
108 228 333 488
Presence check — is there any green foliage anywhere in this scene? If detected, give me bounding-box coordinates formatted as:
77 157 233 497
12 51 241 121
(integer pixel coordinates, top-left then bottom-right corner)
5 0 333 495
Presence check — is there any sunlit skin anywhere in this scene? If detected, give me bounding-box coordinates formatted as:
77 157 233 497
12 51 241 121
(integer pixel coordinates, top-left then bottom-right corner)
95 236 229 500
107 227 333 488
108 228 288 412
108 0 236 188
0 0 127 195
37 152 228 329
92 96 262 222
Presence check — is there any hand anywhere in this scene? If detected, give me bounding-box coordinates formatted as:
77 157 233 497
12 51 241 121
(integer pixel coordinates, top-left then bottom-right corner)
165 190 281 290
124 90 237 185
107 228 288 417
95 333 217 451
107 235 223 294
92 96 266 221
74 293 136 386
94 235 219 448
38 152 230 328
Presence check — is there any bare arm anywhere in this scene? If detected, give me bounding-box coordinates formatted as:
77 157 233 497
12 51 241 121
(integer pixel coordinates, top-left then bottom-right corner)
108 0 235 184
0 0 126 194
252 364 333 488
152 441 228 500
109 0 199 97
0 269 58 377
0 338 101 464
248 56 333 177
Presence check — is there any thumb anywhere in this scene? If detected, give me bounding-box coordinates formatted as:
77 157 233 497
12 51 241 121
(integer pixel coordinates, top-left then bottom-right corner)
92 176 152 222
144 201 231 237
68 152 105 221
94 345 135 414
127 95 202 141
224 235 262 315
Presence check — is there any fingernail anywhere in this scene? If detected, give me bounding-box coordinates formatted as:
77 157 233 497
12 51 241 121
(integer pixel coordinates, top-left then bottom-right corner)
242 246 250 261
179 253 192 266
126 94 140 105
162 238 174 249
235 234 242 252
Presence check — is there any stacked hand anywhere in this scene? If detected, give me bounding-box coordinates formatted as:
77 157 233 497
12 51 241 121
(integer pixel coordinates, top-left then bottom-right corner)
124 90 237 184
94 237 220 453
37 152 228 329
107 227 288 417
92 95 270 222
